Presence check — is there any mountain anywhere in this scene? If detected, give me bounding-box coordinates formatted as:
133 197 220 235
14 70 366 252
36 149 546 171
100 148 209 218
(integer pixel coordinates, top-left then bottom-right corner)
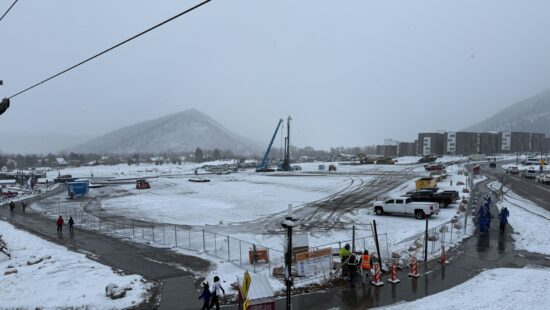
68 109 263 155
465 88 550 135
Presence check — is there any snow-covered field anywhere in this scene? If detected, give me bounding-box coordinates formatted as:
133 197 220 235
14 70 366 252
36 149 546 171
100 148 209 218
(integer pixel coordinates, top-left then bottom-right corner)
0 221 152 309
97 172 370 226
379 267 550 310
488 181 550 255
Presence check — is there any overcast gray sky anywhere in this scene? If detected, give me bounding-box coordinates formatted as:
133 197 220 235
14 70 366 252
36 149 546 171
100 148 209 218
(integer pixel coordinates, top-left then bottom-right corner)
1 0 550 152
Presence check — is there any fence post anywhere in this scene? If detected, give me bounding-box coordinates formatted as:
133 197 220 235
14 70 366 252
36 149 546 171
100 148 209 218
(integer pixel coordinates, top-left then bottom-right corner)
152 225 155 242
227 236 230 262
202 230 206 253
188 229 191 248
214 233 218 257
175 226 178 247
163 224 166 245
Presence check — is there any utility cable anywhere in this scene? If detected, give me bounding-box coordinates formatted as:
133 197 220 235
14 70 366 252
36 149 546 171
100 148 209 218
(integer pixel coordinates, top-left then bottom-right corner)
8 0 212 100
0 0 18 23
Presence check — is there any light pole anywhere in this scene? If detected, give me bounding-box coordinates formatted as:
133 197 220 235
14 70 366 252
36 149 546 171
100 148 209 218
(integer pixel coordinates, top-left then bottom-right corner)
281 204 298 310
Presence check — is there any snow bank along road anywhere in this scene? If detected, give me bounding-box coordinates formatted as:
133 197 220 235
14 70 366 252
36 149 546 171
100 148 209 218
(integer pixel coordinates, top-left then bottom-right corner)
0 197 210 309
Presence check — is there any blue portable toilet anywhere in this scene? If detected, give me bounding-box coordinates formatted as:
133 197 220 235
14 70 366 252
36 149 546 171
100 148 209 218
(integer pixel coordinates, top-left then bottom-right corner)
68 180 89 198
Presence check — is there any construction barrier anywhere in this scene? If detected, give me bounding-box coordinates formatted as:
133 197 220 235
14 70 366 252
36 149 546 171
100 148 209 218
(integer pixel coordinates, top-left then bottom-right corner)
408 256 420 278
370 262 384 287
387 259 400 284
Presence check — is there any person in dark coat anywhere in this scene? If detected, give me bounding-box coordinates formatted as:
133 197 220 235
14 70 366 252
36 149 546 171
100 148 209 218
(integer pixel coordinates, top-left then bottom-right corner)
198 281 212 310
68 217 75 232
347 254 360 287
498 207 510 232
9 201 15 211
21 201 26 212
56 216 64 233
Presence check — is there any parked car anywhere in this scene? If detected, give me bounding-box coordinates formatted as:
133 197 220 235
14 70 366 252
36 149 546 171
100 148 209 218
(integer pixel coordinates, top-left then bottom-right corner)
372 197 439 219
536 174 550 184
505 166 519 174
406 190 455 207
521 169 537 179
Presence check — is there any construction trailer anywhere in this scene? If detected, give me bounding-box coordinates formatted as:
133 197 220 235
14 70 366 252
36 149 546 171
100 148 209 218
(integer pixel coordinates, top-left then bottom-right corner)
67 180 89 198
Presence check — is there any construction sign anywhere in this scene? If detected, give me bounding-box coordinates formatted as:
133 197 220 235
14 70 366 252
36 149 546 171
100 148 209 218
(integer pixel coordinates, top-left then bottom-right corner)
241 270 252 310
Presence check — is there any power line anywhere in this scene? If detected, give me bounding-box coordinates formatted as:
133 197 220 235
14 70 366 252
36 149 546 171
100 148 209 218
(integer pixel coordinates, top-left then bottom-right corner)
8 0 212 100
0 0 18 23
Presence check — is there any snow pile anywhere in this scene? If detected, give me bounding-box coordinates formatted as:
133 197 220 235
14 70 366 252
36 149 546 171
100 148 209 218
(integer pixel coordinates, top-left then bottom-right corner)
0 220 152 309
488 181 550 255
380 267 550 310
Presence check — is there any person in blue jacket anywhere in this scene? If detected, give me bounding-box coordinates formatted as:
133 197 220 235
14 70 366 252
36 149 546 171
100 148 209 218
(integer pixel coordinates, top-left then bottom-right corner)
198 281 212 309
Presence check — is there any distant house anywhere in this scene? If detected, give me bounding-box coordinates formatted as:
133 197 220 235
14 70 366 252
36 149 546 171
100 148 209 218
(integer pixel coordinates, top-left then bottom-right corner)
55 158 68 165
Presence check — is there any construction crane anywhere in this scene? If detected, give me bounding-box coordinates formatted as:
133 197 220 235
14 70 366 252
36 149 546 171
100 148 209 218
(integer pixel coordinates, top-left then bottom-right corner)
281 116 292 171
256 119 284 172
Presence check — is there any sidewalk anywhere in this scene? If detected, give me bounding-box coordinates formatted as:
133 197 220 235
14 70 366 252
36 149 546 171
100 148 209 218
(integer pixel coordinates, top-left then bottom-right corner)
0 198 210 310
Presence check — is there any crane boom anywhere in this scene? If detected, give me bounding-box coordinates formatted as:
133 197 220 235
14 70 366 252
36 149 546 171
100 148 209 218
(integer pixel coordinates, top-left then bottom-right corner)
256 119 284 172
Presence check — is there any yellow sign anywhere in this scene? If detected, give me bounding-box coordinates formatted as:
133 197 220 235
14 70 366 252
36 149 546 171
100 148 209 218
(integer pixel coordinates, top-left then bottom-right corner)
243 299 250 310
242 271 252 299
541 159 546 166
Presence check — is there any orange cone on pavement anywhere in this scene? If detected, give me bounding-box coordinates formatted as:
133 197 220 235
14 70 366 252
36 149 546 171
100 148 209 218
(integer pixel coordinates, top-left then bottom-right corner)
387 259 400 284
408 256 420 278
438 244 446 265
370 262 384 286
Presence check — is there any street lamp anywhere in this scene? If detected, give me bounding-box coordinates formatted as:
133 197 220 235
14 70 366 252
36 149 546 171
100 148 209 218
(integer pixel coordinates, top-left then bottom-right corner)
281 204 298 310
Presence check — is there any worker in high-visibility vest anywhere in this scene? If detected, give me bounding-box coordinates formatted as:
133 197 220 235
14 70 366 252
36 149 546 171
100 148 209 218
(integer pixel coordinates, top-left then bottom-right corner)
360 250 373 285
339 244 351 277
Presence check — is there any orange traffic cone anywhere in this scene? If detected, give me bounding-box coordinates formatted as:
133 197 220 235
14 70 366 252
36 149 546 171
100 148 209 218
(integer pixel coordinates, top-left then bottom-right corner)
438 244 446 265
387 259 400 284
370 262 384 286
408 256 420 278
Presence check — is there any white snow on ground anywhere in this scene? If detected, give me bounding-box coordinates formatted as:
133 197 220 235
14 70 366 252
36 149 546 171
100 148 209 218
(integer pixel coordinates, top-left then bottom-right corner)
379 267 550 310
488 181 550 255
0 221 151 309
99 172 369 226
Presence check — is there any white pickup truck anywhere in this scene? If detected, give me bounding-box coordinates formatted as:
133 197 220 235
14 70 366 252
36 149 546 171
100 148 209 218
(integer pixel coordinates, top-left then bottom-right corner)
372 197 439 219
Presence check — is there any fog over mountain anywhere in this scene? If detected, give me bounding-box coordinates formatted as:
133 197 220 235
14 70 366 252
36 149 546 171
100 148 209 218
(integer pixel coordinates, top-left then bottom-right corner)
67 109 263 155
465 88 550 136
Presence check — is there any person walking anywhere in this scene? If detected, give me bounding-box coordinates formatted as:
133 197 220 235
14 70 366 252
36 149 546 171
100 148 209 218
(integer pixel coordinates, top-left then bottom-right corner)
498 207 510 232
339 243 352 277
209 276 225 310
198 281 212 310
9 201 15 212
360 250 372 286
56 216 64 234
68 217 75 232
21 201 26 212
347 254 360 287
